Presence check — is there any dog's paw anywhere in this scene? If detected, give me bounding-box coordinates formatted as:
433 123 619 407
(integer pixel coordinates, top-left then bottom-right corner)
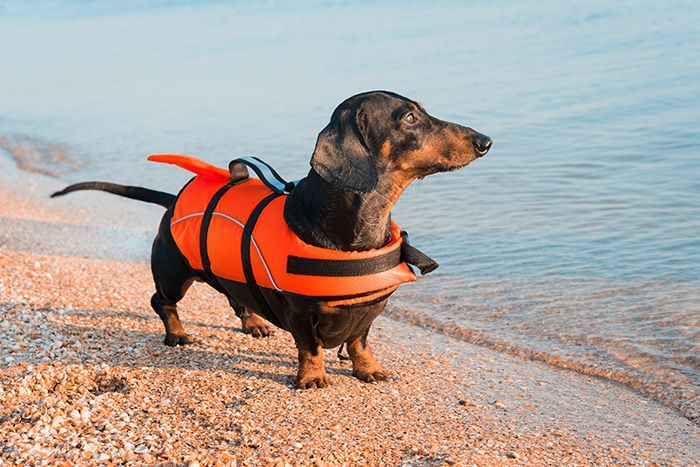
353 369 388 383
241 314 272 338
163 333 194 346
244 323 272 338
296 371 331 389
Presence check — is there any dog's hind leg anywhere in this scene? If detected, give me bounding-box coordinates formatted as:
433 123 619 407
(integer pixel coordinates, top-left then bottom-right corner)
151 279 195 347
227 298 272 338
150 214 196 346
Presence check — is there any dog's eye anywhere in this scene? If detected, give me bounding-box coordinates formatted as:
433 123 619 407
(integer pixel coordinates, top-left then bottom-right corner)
403 112 416 124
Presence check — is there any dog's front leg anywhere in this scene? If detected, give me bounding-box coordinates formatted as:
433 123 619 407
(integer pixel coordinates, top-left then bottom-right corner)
296 345 330 389
289 315 330 389
346 328 387 383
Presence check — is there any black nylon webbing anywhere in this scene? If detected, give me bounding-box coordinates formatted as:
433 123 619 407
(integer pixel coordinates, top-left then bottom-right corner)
199 183 233 281
287 248 402 277
241 192 282 317
285 230 439 278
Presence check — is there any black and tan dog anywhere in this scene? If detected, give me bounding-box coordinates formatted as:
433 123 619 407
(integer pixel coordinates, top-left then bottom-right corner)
52 91 491 388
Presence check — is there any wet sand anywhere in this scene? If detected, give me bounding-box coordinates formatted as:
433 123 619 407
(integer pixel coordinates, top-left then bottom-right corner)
1 161 699 465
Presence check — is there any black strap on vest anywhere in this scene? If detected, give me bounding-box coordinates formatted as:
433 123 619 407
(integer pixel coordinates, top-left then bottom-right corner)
240 192 283 317
287 248 402 277
200 183 233 282
286 230 439 278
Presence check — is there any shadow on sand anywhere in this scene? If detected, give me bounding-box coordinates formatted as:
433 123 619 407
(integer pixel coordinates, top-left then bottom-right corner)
1 302 354 389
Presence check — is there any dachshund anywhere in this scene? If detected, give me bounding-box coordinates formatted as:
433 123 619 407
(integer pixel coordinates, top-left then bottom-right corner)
52 90 492 388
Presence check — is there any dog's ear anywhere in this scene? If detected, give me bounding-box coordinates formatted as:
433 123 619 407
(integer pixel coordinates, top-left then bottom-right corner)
311 104 378 193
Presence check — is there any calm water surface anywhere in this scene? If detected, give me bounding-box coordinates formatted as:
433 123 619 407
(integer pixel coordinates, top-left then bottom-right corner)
1 1 699 421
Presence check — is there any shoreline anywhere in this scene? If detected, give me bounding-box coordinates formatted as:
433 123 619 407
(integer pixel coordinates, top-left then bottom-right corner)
1 158 699 464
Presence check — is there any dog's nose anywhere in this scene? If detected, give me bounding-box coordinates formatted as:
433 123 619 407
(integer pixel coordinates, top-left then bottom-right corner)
474 135 492 156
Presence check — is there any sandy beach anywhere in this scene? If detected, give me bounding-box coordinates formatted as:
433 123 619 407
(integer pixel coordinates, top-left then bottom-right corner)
1 159 699 466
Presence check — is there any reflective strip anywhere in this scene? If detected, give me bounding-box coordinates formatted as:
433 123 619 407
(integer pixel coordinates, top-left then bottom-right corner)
170 212 204 226
170 212 281 291
251 156 288 186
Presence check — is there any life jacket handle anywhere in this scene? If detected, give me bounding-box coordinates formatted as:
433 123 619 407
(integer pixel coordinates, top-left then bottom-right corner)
230 157 298 194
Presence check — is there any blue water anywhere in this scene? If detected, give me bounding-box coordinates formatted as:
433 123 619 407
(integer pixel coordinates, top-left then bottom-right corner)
1 1 699 421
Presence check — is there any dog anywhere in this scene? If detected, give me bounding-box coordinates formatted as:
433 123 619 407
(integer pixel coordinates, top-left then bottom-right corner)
52 91 491 388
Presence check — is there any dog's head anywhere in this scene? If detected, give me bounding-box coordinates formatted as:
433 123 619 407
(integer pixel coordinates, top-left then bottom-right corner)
311 91 492 193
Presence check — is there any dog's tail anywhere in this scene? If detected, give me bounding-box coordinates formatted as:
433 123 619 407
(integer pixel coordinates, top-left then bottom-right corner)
51 182 176 208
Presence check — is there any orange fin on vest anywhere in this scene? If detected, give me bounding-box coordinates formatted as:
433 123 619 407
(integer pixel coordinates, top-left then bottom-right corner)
148 154 230 181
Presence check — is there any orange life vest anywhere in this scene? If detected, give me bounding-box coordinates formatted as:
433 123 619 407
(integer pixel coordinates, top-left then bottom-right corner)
148 154 436 308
